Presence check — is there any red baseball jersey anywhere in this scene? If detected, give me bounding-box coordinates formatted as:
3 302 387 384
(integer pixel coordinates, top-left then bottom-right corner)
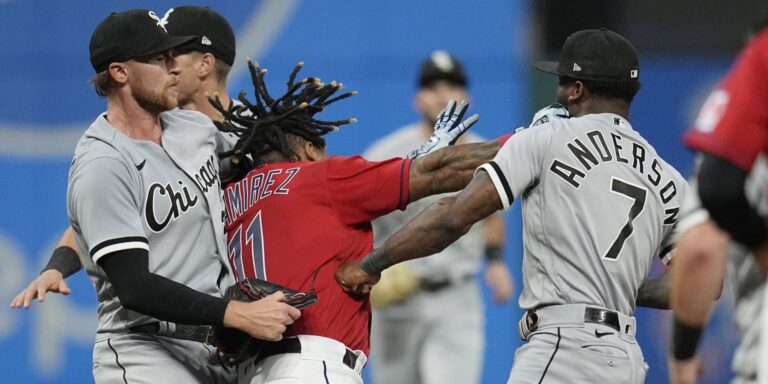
222 155 411 353
684 30 768 170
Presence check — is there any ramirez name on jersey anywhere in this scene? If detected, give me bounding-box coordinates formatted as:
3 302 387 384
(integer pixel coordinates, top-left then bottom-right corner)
223 167 300 225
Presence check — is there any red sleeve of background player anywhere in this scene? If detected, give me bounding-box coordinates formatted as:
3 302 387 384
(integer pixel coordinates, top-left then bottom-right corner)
326 155 411 225
498 133 513 146
684 30 768 171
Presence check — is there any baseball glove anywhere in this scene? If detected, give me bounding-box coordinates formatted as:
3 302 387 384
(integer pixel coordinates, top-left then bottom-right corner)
210 278 318 364
370 262 420 307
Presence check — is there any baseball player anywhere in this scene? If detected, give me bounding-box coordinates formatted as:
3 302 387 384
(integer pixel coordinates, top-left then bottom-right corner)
363 50 513 384
10 5 240 309
65 9 300 383
337 28 688 384
212 59 511 383
670 19 768 384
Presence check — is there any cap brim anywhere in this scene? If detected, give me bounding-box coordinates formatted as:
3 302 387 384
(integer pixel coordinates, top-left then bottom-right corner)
139 35 198 58
531 61 561 76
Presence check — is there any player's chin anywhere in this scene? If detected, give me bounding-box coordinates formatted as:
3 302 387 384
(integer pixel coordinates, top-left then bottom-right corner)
162 92 179 111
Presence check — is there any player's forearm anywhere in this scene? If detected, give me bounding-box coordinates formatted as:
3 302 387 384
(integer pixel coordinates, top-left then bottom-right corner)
636 271 670 309
670 221 728 326
361 196 470 274
99 249 228 325
408 140 500 202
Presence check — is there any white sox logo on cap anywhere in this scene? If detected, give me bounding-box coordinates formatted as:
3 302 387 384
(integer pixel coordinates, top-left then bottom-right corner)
148 9 174 33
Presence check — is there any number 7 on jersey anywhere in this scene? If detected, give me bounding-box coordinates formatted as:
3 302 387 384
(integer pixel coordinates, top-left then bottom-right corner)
605 178 647 260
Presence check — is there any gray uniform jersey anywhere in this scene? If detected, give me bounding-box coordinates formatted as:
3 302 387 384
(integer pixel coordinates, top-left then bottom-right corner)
480 113 687 315
364 122 485 280
68 109 229 335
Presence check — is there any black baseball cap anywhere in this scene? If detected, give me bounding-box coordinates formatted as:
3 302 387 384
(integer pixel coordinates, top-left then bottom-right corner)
533 28 640 83
89 9 197 73
165 6 236 66
418 50 468 88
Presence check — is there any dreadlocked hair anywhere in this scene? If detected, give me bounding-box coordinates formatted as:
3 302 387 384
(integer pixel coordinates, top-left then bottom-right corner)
209 60 357 168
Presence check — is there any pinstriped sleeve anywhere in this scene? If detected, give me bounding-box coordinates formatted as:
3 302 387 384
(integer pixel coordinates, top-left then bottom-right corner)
68 156 147 263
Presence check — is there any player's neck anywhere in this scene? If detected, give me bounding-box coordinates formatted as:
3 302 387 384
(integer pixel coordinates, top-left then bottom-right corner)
106 96 163 144
571 99 630 120
179 81 230 122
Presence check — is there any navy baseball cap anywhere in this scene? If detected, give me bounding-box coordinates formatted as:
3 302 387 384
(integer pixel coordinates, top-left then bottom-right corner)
165 6 237 66
89 9 196 72
418 50 468 88
533 28 640 83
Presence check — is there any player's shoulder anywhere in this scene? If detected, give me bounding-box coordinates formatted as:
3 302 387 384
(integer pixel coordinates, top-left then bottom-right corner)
161 108 214 128
73 114 129 165
364 123 422 160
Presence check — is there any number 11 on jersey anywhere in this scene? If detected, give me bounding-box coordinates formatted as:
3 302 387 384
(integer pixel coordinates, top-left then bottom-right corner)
227 211 267 281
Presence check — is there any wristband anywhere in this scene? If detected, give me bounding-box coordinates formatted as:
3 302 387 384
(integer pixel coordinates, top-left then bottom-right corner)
42 246 82 278
485 245 503 262
359 251 392 275
671 318 703 360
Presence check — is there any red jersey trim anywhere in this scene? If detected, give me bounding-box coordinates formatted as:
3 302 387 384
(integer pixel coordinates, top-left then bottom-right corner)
498 133 513 146
684 131 754 171
398 158 412 210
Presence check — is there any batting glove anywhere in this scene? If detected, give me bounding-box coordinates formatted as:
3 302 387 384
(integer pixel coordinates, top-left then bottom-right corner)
407 99 480 158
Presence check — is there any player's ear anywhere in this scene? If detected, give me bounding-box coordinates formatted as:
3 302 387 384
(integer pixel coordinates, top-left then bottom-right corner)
304 141 327 161
198 53 216 78
568 80 587 104
108 63 129 85
413 90 425 114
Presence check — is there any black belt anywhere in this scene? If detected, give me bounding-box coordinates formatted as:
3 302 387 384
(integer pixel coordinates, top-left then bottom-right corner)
584 307 621 332
525 307 622 333
256 337 358 370
128 322 213 345
420 274 474 293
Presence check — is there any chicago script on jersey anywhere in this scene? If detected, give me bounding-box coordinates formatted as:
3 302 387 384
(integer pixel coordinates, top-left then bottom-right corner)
194 155 220 194
145 181 199 232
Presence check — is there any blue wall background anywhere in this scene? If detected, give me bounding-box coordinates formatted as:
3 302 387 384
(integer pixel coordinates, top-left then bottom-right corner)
0 1 739 383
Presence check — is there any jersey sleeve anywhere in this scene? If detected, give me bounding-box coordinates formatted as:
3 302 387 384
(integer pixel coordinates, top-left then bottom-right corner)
684 31 768 170
476 125 551 209
215 131 238 154
326 155 411 225
657 175 693 265
68 157 147 263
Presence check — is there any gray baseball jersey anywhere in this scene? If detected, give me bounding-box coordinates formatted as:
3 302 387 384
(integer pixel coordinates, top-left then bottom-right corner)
479 113 687 316
68 109 229 335
364 123 486 281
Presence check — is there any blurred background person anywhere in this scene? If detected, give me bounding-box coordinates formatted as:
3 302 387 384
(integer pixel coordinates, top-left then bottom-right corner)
363 50 514 384
669 15 768 384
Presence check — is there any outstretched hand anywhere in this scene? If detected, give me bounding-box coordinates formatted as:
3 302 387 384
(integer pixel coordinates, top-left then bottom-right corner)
335 261 381 295
10 270 71 309
408 99 480 158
